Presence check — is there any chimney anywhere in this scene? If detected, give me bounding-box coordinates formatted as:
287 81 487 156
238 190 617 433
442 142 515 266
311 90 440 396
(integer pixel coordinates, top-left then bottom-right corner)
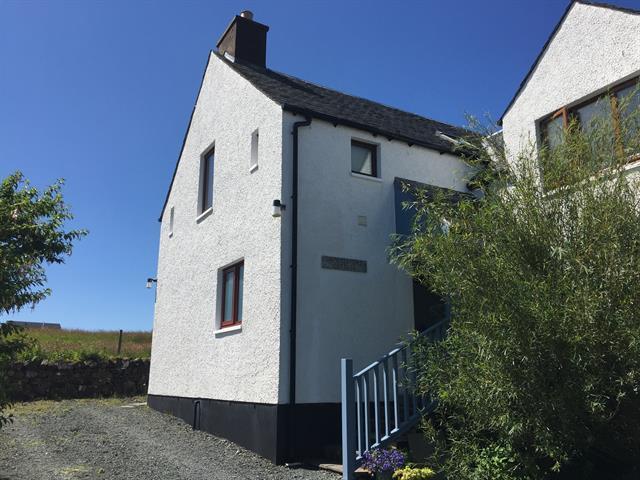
217 11 269 67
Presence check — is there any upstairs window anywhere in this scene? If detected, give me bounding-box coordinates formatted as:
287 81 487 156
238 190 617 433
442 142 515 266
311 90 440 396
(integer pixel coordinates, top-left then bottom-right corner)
540 77 639 154
250 129 259 172
221 261 244 328
615 82 640 152
200 147 215 213
351 140 378 177
169 206 174 237
542 109 566 151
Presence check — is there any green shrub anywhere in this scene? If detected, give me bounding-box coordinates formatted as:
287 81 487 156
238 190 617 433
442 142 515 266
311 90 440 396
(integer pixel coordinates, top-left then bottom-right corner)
393 466 436 480
392 98 640 479
0 323 30 428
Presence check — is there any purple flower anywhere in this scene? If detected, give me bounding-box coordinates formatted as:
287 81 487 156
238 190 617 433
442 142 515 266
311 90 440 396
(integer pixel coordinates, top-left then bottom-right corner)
361 448 405 473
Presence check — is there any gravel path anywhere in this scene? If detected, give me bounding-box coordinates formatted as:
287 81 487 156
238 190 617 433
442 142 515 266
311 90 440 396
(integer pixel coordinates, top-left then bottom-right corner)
0 397 339 480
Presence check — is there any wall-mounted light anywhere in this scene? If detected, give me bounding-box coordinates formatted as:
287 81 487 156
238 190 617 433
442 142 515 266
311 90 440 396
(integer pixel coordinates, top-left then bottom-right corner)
146 278 158 289
272 199 286 218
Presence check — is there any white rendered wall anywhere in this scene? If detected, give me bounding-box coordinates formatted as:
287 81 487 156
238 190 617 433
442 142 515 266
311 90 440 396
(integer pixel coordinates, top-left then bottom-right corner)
502 2 640 159
148 53 285 404
288 113 473 404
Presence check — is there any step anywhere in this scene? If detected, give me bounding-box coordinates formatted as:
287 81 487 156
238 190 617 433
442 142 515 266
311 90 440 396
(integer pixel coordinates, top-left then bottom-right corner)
318 464 370 478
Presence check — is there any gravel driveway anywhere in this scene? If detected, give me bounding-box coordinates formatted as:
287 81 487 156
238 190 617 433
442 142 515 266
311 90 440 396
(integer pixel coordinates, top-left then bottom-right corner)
0 397 339 480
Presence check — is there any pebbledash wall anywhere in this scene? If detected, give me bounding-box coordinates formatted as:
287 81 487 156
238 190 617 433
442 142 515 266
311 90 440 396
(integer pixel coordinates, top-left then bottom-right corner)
501 1 640 158
149 52 285 405
289 112 471 405
148 51 293 462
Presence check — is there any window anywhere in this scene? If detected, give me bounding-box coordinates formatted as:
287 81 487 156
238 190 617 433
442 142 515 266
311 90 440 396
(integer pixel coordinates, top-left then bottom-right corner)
575 96 613 135
250 129 259 172
351 140 378 177
615 82 640 152
221 261 243 328
200 148 215 213
169 206 174 237
542 109 567 150
540 77 639 154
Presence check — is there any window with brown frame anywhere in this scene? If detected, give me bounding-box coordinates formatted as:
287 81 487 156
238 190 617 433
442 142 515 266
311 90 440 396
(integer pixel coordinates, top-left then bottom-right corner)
540 77 640 154
220 261 243 328
351 140 378 177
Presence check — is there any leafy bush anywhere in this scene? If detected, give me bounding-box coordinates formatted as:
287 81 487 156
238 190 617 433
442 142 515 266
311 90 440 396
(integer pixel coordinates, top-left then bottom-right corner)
392 466 436 480
392 95 640 479
0 323 31 428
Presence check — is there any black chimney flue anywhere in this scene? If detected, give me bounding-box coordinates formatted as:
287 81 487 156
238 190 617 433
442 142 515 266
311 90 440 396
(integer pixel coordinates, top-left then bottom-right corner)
217 11 269 67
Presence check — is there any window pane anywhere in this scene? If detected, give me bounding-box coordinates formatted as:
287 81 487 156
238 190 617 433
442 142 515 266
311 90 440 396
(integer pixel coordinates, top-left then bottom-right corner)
544 115 564 150
616 84 640 150
250 130 259 170
237 264 244 322
204 152 214 210
351 142 374 175
223 270 235 322
576 96 612 135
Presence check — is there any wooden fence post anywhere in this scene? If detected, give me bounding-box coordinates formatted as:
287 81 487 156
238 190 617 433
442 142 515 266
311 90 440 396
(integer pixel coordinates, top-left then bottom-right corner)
117 329 123 355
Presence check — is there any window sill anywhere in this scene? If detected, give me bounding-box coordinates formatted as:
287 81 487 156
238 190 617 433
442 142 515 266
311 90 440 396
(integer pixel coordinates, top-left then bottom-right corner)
249 164 259 174
350 172 383 183
214 324 242 336
196 207 213 224
625 153 640 170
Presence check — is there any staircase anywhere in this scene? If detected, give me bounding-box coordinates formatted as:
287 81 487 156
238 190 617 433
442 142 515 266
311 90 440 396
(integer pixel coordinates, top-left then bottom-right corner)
340 320 447 480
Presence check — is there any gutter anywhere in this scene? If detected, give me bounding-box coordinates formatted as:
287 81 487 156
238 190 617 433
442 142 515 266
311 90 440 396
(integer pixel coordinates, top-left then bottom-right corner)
289 116 311 408
282 104 460 155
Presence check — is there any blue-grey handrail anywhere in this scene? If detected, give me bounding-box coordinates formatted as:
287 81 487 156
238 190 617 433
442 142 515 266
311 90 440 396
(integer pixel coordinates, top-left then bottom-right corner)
341 319 447 480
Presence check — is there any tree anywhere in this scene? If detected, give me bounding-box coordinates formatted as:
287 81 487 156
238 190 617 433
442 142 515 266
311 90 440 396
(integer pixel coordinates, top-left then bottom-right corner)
0 172 86 314
392 94 640 479
0 171 86 427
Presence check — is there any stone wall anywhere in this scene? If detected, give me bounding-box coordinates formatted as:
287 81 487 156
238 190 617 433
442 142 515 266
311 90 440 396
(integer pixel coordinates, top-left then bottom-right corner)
8 358 149 401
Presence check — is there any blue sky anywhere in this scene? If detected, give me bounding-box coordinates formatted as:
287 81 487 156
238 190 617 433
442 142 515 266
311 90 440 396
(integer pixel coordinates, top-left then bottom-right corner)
1 0 638 331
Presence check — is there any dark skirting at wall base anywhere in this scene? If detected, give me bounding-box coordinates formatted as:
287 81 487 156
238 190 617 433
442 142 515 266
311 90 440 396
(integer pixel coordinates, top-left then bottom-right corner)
147 394 340 464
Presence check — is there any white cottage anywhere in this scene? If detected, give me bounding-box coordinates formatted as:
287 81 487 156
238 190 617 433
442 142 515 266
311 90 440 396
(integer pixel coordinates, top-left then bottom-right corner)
148 11 473 463
500 0 640 159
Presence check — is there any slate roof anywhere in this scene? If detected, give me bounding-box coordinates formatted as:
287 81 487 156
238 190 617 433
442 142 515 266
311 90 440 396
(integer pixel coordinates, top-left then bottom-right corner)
214 52 470 154
158 51 472 220
498 0 640 125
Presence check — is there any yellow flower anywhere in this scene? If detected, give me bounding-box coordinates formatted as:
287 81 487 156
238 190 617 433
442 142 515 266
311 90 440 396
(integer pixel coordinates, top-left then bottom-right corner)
392 466 436 480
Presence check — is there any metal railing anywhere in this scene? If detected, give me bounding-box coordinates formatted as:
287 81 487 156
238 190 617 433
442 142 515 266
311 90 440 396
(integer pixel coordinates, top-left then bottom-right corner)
340 320 447 480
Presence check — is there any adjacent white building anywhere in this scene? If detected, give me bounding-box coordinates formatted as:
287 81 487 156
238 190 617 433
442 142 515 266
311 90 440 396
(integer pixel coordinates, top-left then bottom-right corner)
148 11 472 463
500 0 640 160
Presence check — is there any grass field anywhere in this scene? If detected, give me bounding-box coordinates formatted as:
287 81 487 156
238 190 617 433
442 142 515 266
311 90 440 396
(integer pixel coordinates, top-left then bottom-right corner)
17 328 152 362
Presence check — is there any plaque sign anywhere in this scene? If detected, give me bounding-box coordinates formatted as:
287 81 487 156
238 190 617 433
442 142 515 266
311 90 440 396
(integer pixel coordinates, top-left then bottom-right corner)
321 255 367 273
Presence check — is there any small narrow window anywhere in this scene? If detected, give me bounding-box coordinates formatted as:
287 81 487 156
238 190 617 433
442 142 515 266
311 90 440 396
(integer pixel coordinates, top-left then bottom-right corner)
221 261 244 328
250 129 259 172
169 206 174 237
200 148 215 213
351 140 378 177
